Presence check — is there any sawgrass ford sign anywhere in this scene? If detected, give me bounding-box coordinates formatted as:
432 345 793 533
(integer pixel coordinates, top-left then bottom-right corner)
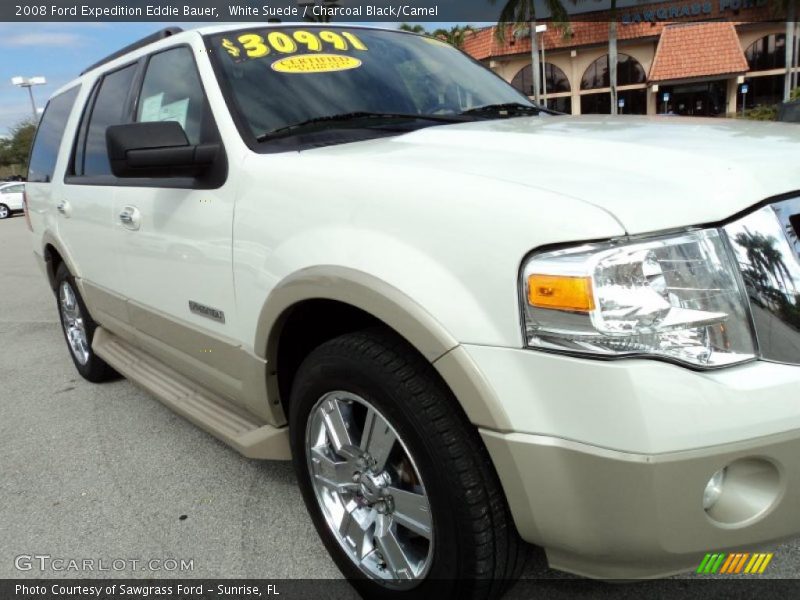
622 0 769 24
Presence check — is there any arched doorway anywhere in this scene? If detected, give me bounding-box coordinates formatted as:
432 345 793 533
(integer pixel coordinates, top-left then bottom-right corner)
511 62 572 113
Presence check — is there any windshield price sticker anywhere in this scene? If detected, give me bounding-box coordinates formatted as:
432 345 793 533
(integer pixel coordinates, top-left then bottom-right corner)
272 54 362 74
221 30 368 63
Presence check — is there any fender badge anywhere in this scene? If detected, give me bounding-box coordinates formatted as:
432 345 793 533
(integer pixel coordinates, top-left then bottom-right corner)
189 301 225 324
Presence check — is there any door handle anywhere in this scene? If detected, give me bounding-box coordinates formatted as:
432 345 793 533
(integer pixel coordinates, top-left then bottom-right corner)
119 206 140 230
56 201 70 217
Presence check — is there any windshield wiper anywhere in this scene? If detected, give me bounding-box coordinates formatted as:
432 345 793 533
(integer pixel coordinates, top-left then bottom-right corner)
256 111 471 141
460 103 543 117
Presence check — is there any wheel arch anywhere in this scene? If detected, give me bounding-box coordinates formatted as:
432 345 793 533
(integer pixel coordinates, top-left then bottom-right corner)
41 232 80 294
256 266 511 431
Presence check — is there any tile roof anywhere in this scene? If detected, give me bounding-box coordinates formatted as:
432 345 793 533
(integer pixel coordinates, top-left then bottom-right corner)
462 21 663 62
460 0 773 61
649 22 748 81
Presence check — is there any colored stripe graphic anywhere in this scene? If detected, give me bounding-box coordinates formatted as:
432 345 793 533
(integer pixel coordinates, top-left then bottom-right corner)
720 553 737 574
734 553 750 573
697 552 773 574
759 553 774 573
696 553 713 574
712 553 726 573
719 553 735 574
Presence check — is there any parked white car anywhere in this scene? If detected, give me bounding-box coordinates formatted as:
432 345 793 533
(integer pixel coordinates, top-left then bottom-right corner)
0 182 24 219
25 23 800 598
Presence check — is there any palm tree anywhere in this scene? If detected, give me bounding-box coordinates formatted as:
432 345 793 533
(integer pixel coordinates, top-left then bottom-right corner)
773 0 799 101
300 0 338 22
792 2 799 95
608 0 619 114
399 23 428 34
491 0 570 105
432 25 476 49
735 230 796 308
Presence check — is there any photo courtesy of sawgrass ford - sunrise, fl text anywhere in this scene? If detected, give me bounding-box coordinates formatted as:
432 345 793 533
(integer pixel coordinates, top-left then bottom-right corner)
1 0 799 599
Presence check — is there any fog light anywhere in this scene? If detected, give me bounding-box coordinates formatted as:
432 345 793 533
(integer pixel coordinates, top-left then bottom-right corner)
703 468 727 511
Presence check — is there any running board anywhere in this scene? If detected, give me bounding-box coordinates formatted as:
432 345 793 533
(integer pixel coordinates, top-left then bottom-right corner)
93 327 290 460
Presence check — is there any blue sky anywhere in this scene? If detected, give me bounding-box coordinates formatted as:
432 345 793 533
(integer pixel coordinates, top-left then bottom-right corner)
0 21 477 135
0 23 162 134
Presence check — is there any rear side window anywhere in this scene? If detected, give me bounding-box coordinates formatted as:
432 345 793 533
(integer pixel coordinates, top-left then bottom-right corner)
2 185 24 194
27 86 80 183
80 64 137 177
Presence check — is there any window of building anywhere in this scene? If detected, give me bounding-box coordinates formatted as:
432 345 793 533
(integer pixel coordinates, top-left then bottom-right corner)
745 34 787 71
580 89 647 115
743 74 785 109
580 54 646 90
27 86 80 183
136 46 212 146
511 62 571 96
80 64 138 177
549 96 572 114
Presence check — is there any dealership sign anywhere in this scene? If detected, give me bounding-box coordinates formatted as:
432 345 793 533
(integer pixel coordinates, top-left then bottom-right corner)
622 0 768 24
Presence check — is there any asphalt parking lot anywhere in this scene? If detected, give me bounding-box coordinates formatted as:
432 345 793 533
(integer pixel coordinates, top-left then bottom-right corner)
2 214 799 592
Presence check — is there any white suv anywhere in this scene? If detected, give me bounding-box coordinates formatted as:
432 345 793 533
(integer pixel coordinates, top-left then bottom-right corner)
0 182 25 219
26 23 800 597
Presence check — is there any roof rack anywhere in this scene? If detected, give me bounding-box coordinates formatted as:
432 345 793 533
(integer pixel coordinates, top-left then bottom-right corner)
80 27 184 75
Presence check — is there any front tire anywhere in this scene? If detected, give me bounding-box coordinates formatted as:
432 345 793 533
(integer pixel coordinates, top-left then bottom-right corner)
0 204 10 219
289 328 526 600
55 263 117 382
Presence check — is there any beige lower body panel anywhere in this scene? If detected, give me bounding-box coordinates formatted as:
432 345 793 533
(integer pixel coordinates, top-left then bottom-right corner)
93 327 290 460
80 279 285 426
482 428 800 579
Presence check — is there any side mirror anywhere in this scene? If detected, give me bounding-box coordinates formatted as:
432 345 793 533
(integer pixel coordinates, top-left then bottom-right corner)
106 121 219 178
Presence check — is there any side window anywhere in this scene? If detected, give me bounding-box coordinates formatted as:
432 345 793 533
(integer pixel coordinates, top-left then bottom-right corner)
137 47 211 145
27 86 80 183
5 185 24 194
81 64 137 177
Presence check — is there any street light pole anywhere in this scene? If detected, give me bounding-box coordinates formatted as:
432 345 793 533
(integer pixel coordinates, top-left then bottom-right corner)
11 76 47 120
26 86 37 119
536 24 548 109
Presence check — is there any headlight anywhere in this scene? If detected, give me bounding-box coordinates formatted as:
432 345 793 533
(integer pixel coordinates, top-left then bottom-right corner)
520 229 757 368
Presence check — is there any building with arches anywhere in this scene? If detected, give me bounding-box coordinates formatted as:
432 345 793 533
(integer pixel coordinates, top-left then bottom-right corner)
461 0 798 117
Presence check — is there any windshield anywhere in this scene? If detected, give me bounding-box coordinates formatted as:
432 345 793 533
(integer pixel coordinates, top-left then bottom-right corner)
206 26 536 144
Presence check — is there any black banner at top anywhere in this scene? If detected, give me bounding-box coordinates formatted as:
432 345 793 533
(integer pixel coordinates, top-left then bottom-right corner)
0 0 792 22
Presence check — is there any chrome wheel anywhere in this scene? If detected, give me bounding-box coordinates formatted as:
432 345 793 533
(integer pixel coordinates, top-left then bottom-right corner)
305 391 434 585
59 281 90 365
0 205 8 219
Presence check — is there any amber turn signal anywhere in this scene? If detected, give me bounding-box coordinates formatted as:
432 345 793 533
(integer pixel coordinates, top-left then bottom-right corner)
527 274 595 312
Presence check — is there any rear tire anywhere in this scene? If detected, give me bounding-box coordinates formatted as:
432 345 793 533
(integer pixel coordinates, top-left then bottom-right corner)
55 263 118 382
289 327 527 600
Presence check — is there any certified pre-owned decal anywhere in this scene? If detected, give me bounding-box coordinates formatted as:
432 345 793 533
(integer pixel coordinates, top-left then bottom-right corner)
271 54 362 74
188 301 225 324
221 30 368 63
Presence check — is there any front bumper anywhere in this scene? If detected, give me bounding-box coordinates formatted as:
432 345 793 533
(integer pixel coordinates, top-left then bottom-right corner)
452 345 800 579
482 427 800 579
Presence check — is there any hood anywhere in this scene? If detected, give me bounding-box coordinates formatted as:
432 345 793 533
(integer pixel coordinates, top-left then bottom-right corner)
309 115 800 235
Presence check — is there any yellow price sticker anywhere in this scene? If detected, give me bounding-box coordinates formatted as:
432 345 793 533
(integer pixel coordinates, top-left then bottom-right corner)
221 30 368 62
